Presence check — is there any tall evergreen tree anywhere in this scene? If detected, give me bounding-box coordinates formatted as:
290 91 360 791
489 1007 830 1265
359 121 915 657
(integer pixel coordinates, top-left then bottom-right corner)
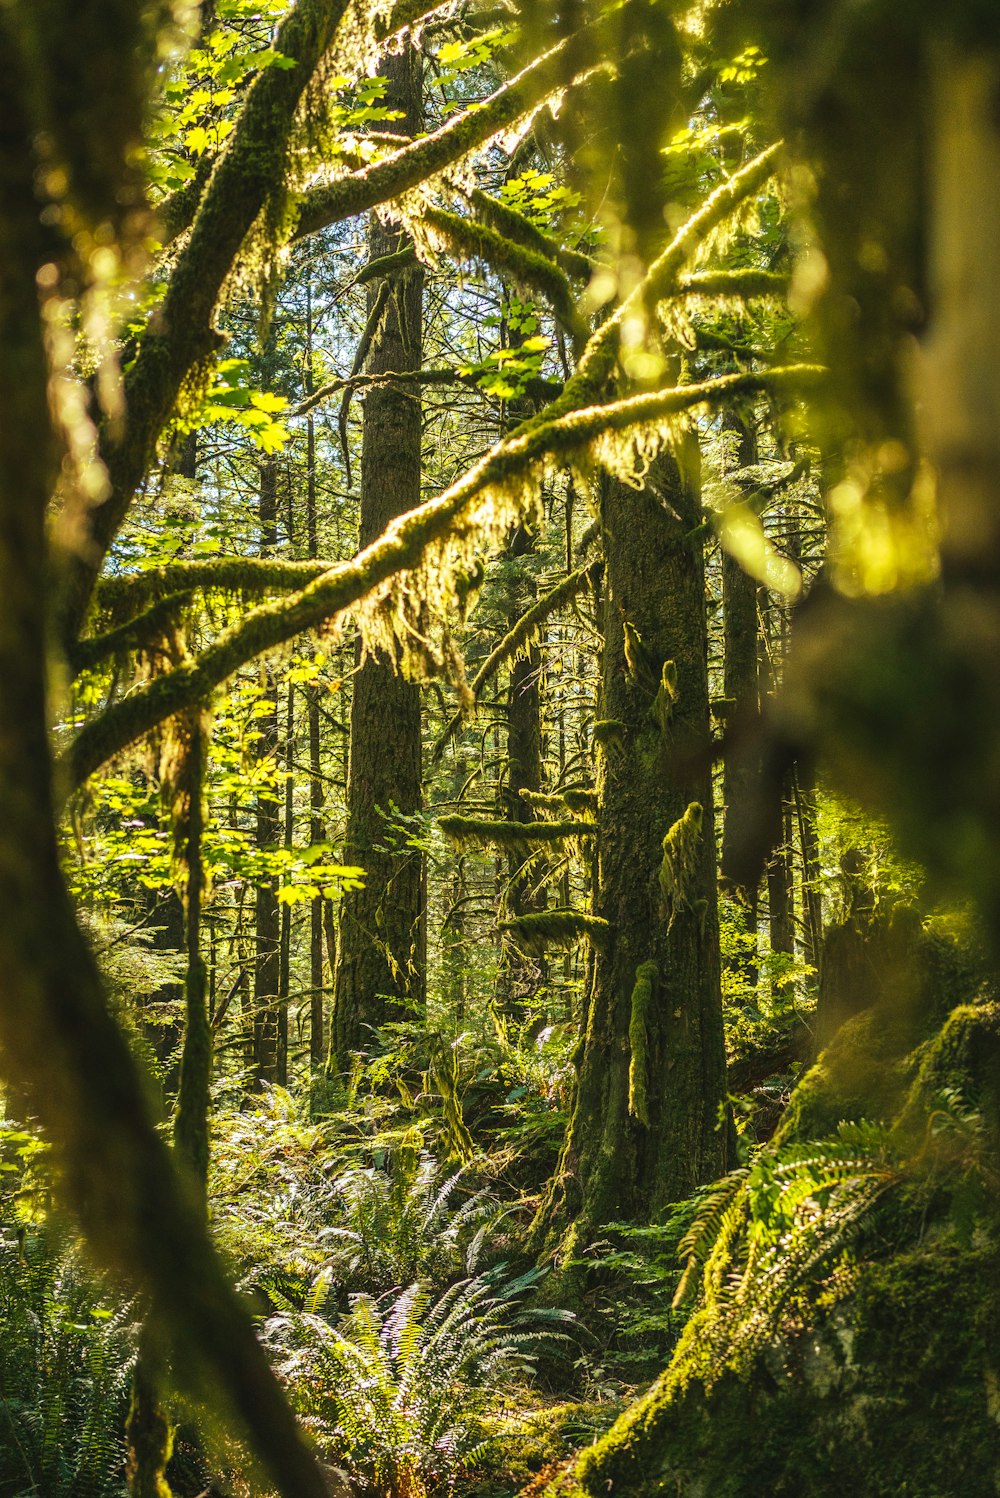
331 45 426 1065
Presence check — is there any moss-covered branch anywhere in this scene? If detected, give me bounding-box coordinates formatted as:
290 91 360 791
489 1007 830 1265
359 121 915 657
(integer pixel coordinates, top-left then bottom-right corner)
71 590 195 674
95 558 336 616
57 0 356 647
424 206 585 343
499 910 610 952
149 0 451 248
438 815 596 851
675 267 790 300
523 787 598 816
533 142 786 421
293 38 593 240
467 187 594 281
433 561 601 760
64 366 816 788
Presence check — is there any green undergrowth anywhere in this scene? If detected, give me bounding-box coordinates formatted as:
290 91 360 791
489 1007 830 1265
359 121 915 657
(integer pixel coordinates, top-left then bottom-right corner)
539 994 1000 1498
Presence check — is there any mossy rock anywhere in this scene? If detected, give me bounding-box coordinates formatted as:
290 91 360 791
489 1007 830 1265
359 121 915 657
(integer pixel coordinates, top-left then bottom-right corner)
536 997 1000 1498
477 1401 623 1496
894 999 1000 1147
545 1245 1000 1498
776 1007 909 1143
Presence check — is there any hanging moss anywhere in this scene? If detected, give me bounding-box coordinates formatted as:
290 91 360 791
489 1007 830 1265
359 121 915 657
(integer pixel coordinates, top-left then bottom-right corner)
675 267 790 301
468 187 594 281
522 787 598 818
628 961 659 1127
651 659 680 733
499 910 610 954
659 802 704 923
424 206 585 344
438 815 596 855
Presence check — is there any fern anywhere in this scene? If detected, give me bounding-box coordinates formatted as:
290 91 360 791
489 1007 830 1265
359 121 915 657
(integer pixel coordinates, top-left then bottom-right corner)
0 1227 137 1497
263 1265 574 1498
672 1123 897 1384
318 1152 501 1296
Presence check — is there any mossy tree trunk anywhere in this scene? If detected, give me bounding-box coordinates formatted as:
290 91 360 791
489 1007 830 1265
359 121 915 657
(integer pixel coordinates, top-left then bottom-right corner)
534 448 728 1257
498 521 547 1013
331 46 425 1065
720 412 761 985
253 457 282 1085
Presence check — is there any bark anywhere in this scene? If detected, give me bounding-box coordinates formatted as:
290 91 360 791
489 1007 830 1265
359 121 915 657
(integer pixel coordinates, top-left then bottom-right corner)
720 412 761 983
534 447 728 1255
331 46 425 1065
253 459 282 1084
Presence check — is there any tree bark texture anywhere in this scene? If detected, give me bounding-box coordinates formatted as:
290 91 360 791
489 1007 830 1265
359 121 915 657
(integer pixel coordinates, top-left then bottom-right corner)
536 450 728 1254
332 46 425 1064
253 458 282 1084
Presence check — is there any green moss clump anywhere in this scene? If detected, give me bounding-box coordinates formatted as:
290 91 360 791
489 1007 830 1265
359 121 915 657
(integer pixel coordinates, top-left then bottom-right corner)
658 802 703 923
499 911 610 954
628 961 658 1126
549 1244 1000 1498
592 719 626 756
776 1007 909 1144
650 659 679 734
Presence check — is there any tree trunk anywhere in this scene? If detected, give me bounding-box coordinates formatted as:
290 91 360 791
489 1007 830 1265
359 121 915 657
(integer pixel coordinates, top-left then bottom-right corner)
498 522 547 1013
253 458 281 1084
534 447 728 1256
331 46 425 1066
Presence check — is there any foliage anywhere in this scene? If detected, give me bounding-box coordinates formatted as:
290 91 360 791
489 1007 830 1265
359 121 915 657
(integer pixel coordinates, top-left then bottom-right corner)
263 1267 575 1498
317 1153 500 1297
0 1227 137 1498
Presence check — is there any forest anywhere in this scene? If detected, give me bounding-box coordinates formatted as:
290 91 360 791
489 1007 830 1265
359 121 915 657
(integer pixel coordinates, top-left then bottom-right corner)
1 0 999 1494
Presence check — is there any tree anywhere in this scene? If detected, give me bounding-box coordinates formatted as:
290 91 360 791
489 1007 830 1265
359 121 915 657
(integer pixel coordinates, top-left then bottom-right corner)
533 448 728 1259
331 43 427 1066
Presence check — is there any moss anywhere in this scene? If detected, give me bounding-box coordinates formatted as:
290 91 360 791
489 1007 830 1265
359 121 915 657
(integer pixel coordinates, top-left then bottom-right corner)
438 816 596 854
776 1007 910 1144
491 1400 622 1491
499 910 609 954
592 719 626 756
658 802 703 923
651 658 679 733
894 998 1000 1148
522 787 598 816
424 206 585 344
548 1243 1000 1498
628 961 658 1126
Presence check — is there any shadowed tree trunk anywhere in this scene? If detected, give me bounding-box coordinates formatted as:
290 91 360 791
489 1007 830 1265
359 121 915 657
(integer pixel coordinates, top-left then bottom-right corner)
720 411 762 986
331 46 425 1066
534 446 728 1259
498 521 547 1014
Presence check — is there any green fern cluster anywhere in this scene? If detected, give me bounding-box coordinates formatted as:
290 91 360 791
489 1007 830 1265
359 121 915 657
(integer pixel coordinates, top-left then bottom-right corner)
0 1228 137 1497
671 1122 897 1384
263 1266 574 1498
318 1152 501 1295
